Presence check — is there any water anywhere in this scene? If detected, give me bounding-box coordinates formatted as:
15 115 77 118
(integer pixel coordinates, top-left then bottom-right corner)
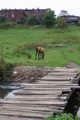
0 81 21 99
77 108 80 116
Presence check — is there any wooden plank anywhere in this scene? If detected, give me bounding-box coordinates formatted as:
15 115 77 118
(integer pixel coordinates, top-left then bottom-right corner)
23 87 71 91
0 115 42 120
14 90 62 95
0 100 67 107
48 72 77 76
5 95 67 101
21 83 79 89
4 96 63 101
41 76 71 81
36 81 71 84
0 105 63 113
0 111 46 119
54 68 79 72
0 103 65 110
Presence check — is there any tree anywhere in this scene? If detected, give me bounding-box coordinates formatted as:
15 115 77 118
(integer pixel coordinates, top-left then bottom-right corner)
58 10 70 16
56 17 68 28
27 15 40 25
20 17 26 24
0 16 6 23
42 10 56 28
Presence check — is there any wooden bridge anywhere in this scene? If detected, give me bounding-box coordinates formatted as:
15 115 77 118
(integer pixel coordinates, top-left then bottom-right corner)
0 67 80 120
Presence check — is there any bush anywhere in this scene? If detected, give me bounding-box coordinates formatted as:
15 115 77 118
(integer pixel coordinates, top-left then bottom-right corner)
0 58 13 81
0 22 17 29
44 113 80 120
56 17 68 28
27 15 40 25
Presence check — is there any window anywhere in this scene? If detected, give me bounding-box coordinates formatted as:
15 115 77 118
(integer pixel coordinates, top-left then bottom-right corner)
12 14 14 18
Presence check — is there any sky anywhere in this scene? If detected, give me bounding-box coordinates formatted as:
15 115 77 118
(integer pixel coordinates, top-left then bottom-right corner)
0 0 80 16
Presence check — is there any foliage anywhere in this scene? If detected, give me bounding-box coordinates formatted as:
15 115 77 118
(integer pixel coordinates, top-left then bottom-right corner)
44 113 80 120
20 17 26 24
0 16 6 23
0 59 13 81
27 15 40 25
0 43 13 81
56 17 68 28
0 22 17 29
42 10 56 28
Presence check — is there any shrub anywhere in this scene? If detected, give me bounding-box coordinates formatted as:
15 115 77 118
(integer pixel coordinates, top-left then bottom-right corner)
56 17 68 28
43 113 80 120
0 22 17 29
0 58 13 81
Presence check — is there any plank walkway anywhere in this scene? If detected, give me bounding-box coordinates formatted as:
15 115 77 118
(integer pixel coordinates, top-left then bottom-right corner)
0 67 80 120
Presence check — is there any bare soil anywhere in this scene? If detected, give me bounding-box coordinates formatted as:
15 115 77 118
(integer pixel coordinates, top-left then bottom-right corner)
8 66 53 82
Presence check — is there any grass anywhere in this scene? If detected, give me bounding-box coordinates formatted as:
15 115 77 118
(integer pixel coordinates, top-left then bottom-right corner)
0 25 80 67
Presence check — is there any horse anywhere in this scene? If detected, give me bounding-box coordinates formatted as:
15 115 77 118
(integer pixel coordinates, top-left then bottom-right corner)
35 47 44 60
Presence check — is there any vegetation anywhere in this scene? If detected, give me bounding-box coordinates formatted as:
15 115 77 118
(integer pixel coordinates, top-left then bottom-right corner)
0 25 80 67
0 25 80 80
56 17 68 28
0 16 6 23
0 43 13 80
42 10 56 28
27 15 40 25
44 113 80 120
0 20 80 118
20 17 27 24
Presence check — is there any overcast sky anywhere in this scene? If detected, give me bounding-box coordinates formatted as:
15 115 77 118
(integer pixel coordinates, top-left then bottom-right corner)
0 0 80 16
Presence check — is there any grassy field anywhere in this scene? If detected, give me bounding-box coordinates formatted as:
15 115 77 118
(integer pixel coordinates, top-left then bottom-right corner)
0 25 80 67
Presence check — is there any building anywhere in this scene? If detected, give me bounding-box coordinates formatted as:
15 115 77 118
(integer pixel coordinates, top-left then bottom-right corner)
23 8 48 20
0 8 49 23
0 9 23 22
62 15 80 24
58 10 80 24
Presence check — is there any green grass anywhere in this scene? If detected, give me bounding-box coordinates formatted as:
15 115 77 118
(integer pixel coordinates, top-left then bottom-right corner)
0 25 80 67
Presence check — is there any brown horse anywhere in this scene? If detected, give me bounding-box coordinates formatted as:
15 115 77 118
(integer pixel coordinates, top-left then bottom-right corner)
35 47 44 60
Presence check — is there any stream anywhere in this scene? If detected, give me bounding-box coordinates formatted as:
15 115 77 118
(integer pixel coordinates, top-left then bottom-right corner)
0 81 22 99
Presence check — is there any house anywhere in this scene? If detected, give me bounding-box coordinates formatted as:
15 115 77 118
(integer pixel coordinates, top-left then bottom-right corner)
62 15 80 24
23 8 48 20
58 10 80 24
0 8 49 23
0 9 24 23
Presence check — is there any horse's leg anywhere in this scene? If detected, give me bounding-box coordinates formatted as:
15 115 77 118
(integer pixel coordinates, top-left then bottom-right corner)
42 52 44 59
38 52 40 60
41 53 43 59
35 48 38 60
